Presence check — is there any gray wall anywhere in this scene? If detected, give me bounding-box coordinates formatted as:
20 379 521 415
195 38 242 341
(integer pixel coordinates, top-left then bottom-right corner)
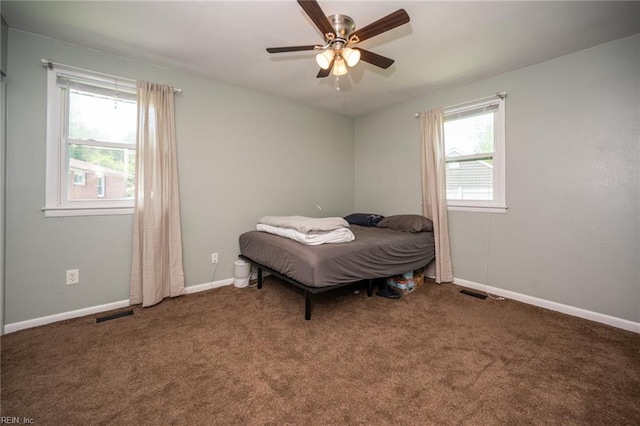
5 28 639 326
355 34 639 323
4 30 354 324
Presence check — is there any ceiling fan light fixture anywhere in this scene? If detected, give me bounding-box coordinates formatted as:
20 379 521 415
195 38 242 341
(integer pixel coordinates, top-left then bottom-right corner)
343 47 361 67
265 1 410 80
332 58 348 76
315 50 334 70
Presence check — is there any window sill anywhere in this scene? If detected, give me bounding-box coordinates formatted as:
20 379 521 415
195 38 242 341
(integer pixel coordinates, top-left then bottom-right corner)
447 205 507 214
43 206 134 217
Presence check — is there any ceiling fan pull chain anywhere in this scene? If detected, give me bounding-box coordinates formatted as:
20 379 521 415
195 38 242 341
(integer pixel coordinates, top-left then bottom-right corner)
335 76 341 91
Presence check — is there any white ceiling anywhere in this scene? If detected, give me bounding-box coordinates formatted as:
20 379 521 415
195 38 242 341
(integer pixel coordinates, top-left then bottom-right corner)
3 1 640 117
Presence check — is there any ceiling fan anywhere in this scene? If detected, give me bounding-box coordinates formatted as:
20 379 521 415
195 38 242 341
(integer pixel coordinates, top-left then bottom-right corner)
266 0 410 78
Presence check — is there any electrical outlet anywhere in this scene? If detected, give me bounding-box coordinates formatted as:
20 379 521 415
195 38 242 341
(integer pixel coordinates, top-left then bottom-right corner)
66 269 79 285
211 253 218 264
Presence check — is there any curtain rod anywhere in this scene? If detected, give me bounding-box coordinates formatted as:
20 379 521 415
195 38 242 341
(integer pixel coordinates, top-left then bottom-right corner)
41 59 182 94
415 92 506 117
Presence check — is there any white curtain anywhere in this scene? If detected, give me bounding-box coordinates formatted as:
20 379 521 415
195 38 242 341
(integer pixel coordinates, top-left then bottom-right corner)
130 81 185 307
420 109 454 283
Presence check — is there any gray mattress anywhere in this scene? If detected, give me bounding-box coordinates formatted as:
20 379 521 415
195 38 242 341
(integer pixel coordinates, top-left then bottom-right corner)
239 225 435 288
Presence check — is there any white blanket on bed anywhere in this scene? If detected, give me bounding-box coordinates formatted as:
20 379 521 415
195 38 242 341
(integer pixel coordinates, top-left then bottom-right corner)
256 224 355 245
257 215 349 234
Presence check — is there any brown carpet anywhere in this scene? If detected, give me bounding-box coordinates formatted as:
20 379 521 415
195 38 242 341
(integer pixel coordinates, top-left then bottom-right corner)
1 277 639 425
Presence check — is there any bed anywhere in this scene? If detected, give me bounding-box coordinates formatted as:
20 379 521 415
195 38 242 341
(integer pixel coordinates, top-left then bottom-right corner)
238 215 436 319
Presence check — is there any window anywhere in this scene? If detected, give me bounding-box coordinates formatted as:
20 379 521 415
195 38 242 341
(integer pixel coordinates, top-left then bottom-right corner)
443 97 506 212
45 65 137 217
96 174 105 198
73 171 86 186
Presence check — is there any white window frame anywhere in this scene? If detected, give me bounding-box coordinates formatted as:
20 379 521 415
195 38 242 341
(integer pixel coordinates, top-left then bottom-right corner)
444 97 506 213
44 66 136 217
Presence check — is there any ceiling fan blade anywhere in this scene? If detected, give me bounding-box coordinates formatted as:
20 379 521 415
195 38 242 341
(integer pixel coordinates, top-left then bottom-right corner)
356 49 395 69
266 45 319 53
316 60 334 78
297 0 335 39
350 9 410 43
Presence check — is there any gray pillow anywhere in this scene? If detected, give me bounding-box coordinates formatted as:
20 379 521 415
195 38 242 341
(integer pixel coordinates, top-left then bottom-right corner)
376 214 434 233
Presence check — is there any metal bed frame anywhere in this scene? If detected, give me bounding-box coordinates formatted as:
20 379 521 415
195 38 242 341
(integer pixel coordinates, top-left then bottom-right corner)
239 254 374 320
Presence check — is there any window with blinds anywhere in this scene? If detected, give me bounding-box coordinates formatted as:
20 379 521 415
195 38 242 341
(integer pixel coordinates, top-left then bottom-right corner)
45 66 138 216
443 97 506 212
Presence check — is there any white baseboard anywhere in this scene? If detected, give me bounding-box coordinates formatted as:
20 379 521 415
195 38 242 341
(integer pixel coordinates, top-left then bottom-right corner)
8 274 634 334
184 272 258 294
3 299 131 334
449 277 639 334
3 277 238 334
183 278 234 294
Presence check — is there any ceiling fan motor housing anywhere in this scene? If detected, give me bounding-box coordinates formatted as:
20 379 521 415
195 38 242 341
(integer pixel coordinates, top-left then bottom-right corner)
328 14 355 47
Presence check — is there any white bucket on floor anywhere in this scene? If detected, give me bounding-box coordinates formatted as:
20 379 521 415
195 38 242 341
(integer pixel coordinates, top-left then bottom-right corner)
233 260 250 288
